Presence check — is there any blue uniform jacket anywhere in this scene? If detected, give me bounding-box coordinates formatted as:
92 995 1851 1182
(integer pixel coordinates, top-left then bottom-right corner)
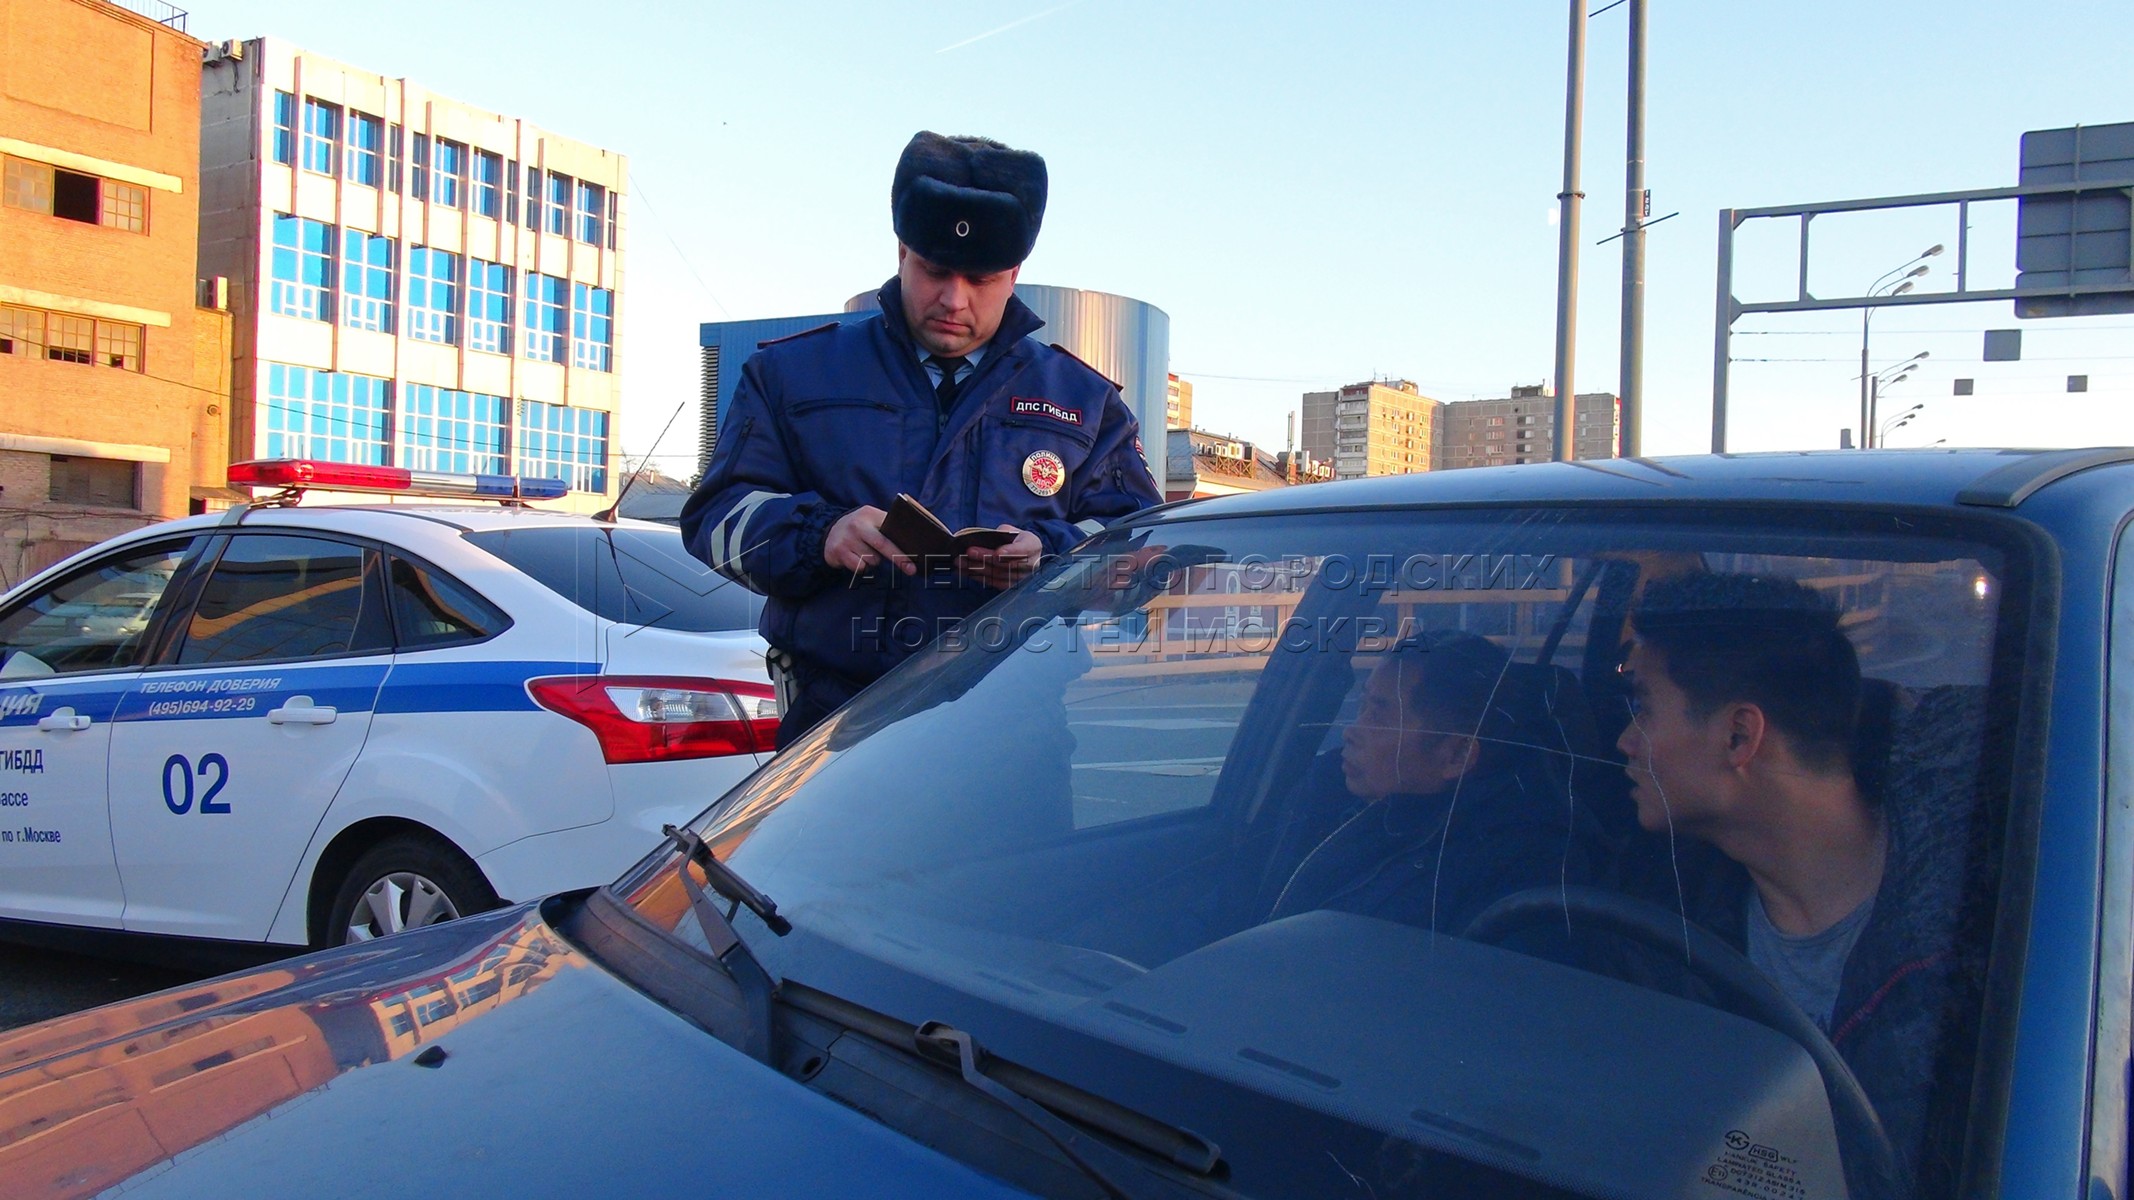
680 278 1162 687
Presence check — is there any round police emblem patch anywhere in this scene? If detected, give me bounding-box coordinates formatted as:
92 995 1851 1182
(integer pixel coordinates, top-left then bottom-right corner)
1022 450 1065 497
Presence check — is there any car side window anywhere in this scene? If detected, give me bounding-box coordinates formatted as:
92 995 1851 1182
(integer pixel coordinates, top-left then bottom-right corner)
175 534 391 665
0 540 195 677
386 553 507 650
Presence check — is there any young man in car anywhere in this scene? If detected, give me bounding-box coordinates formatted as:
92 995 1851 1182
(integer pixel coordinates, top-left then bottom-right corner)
1262 631 1590 936
1616 572 1983 1195
682 131 1161 746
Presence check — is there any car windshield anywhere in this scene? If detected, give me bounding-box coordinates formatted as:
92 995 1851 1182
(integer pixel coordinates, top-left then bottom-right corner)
465 525 764 632
611 502 2024 1200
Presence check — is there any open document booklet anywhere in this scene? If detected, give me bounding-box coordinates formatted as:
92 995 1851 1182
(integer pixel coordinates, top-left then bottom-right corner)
880 493 1019 561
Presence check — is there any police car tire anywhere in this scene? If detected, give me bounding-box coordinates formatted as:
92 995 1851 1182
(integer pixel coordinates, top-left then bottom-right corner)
323 834 500 948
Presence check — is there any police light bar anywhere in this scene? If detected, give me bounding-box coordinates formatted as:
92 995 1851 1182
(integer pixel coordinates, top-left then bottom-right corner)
227 459 571 501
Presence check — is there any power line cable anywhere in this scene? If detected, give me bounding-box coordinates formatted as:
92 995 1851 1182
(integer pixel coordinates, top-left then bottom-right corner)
629 169 729 319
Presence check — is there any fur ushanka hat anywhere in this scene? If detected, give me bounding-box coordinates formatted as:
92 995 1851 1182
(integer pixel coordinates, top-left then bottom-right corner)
891 131 1048 274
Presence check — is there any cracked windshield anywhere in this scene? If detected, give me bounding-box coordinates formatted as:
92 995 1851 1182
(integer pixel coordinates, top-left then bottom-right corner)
620 504 2015 1200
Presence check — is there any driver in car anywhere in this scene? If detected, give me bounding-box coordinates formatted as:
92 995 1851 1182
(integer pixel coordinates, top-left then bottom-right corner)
1262 630 1591 936
1616 572 1981 1196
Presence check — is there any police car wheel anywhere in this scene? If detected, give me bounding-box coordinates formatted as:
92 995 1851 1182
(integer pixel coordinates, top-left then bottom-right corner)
326 835 499 947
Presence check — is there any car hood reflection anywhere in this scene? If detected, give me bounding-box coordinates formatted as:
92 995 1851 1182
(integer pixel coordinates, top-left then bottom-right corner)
0 902 1027 1199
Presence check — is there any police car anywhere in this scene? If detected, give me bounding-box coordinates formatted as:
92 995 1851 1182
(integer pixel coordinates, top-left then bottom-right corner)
0 460 772 954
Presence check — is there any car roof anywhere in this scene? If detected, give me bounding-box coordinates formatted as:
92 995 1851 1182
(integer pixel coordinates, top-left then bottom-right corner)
119 503 681 539
239 504 677 534
1132 447 2134 526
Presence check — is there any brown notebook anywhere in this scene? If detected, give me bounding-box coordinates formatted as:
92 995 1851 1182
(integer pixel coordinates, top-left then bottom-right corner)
880 493 1018 560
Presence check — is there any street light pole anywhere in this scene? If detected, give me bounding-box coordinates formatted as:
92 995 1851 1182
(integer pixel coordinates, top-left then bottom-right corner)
1551 0 1587 463
1618 0 1647 459
1858 308 1872 449
1856 246 1943 447
1878 403 1923 447
1868 354 1927 446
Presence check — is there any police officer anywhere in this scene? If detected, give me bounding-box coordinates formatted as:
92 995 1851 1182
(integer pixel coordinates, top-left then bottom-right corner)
681 131 1163 747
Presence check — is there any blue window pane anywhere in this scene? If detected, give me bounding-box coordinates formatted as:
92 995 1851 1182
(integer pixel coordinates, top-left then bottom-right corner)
301 98 339 175
269 214 333 322
346 113 383 187
575 181 604 244
388 124 403 193
272 91 296 165
517 401 609 494
505 161 520 225
545 173 570 236
570 283 613 372
467 259 512 355
523 167 542 230
473 151 502 219
433 139 465 209
400 383 505 473
522 272 567 363
411 134 430 202
339 229 395 333
407 246 460 345
261 362 388 463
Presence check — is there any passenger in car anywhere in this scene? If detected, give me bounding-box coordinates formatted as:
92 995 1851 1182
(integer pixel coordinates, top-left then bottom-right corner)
1261 630 1592 935
1616 572 1982 1196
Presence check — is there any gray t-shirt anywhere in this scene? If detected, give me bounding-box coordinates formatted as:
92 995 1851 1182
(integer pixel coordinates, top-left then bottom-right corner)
1745 890 1875 1032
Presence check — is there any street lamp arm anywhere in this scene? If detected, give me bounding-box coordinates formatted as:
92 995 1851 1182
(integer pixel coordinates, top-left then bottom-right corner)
1867 245 1945 297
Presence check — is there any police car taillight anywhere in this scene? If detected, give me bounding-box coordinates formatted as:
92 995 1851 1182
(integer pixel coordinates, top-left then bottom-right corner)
227 459 571 501
526 675 779 762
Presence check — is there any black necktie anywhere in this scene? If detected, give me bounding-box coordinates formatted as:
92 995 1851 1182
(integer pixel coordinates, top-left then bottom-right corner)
928 355 969 413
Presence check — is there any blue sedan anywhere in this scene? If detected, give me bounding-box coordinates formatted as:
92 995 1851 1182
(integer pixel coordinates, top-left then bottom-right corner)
1 448 2125 1200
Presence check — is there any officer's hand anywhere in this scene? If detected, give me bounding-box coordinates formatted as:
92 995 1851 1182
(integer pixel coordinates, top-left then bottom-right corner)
959 526 1043 590
824 506 916 575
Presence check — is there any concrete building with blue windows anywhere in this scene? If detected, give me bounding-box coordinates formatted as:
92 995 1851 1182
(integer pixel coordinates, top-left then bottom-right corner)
199 38 625 509
696 284 1169 484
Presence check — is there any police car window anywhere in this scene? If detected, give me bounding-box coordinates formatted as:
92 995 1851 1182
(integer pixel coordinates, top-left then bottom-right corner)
176 534 391 664
465 526 763 632
386 554 507 650
0 540 192 677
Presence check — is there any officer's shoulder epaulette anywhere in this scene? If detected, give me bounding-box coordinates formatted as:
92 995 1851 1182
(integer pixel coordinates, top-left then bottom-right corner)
755 321 843 350
1046 342 1123 392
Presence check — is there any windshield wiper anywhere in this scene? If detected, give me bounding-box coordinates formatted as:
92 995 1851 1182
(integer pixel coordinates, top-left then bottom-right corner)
660 824 789 1061
781 980 1229 1200
917 1021 1181 1200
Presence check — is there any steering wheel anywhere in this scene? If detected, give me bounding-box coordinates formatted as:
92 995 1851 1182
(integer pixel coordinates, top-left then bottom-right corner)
1464 885 1904 1200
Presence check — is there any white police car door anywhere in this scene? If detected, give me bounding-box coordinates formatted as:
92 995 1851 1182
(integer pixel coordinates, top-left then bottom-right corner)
107 532 392 940
0 536 200 928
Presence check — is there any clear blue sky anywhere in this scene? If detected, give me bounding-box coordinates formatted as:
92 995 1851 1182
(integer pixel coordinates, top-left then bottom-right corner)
186 0 2134 465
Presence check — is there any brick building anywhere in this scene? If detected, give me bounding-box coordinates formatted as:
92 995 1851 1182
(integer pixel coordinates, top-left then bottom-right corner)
0 0 232 586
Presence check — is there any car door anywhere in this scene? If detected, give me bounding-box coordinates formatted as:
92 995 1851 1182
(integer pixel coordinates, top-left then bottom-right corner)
0 536 202 927
107 531 393 939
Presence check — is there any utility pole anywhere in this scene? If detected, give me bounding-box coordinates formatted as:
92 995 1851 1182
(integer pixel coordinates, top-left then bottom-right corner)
1551 0 1587 463
1618 0 1647 458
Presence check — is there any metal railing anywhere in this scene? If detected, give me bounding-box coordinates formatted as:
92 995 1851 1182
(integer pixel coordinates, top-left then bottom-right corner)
106 0 187 31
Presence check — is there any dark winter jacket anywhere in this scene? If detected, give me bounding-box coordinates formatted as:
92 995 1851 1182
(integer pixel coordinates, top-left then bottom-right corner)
1263 751 1597 937
680 279 1161 697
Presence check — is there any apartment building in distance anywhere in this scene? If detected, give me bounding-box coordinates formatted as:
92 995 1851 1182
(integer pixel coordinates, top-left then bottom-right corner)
199 39 625 510
1436 384 1619 470
1299 380 1440 481
0 0 233 583
1166 372 1193 430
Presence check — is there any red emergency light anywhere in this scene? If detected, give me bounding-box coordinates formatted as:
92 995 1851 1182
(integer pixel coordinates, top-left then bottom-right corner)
227 459 572 501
